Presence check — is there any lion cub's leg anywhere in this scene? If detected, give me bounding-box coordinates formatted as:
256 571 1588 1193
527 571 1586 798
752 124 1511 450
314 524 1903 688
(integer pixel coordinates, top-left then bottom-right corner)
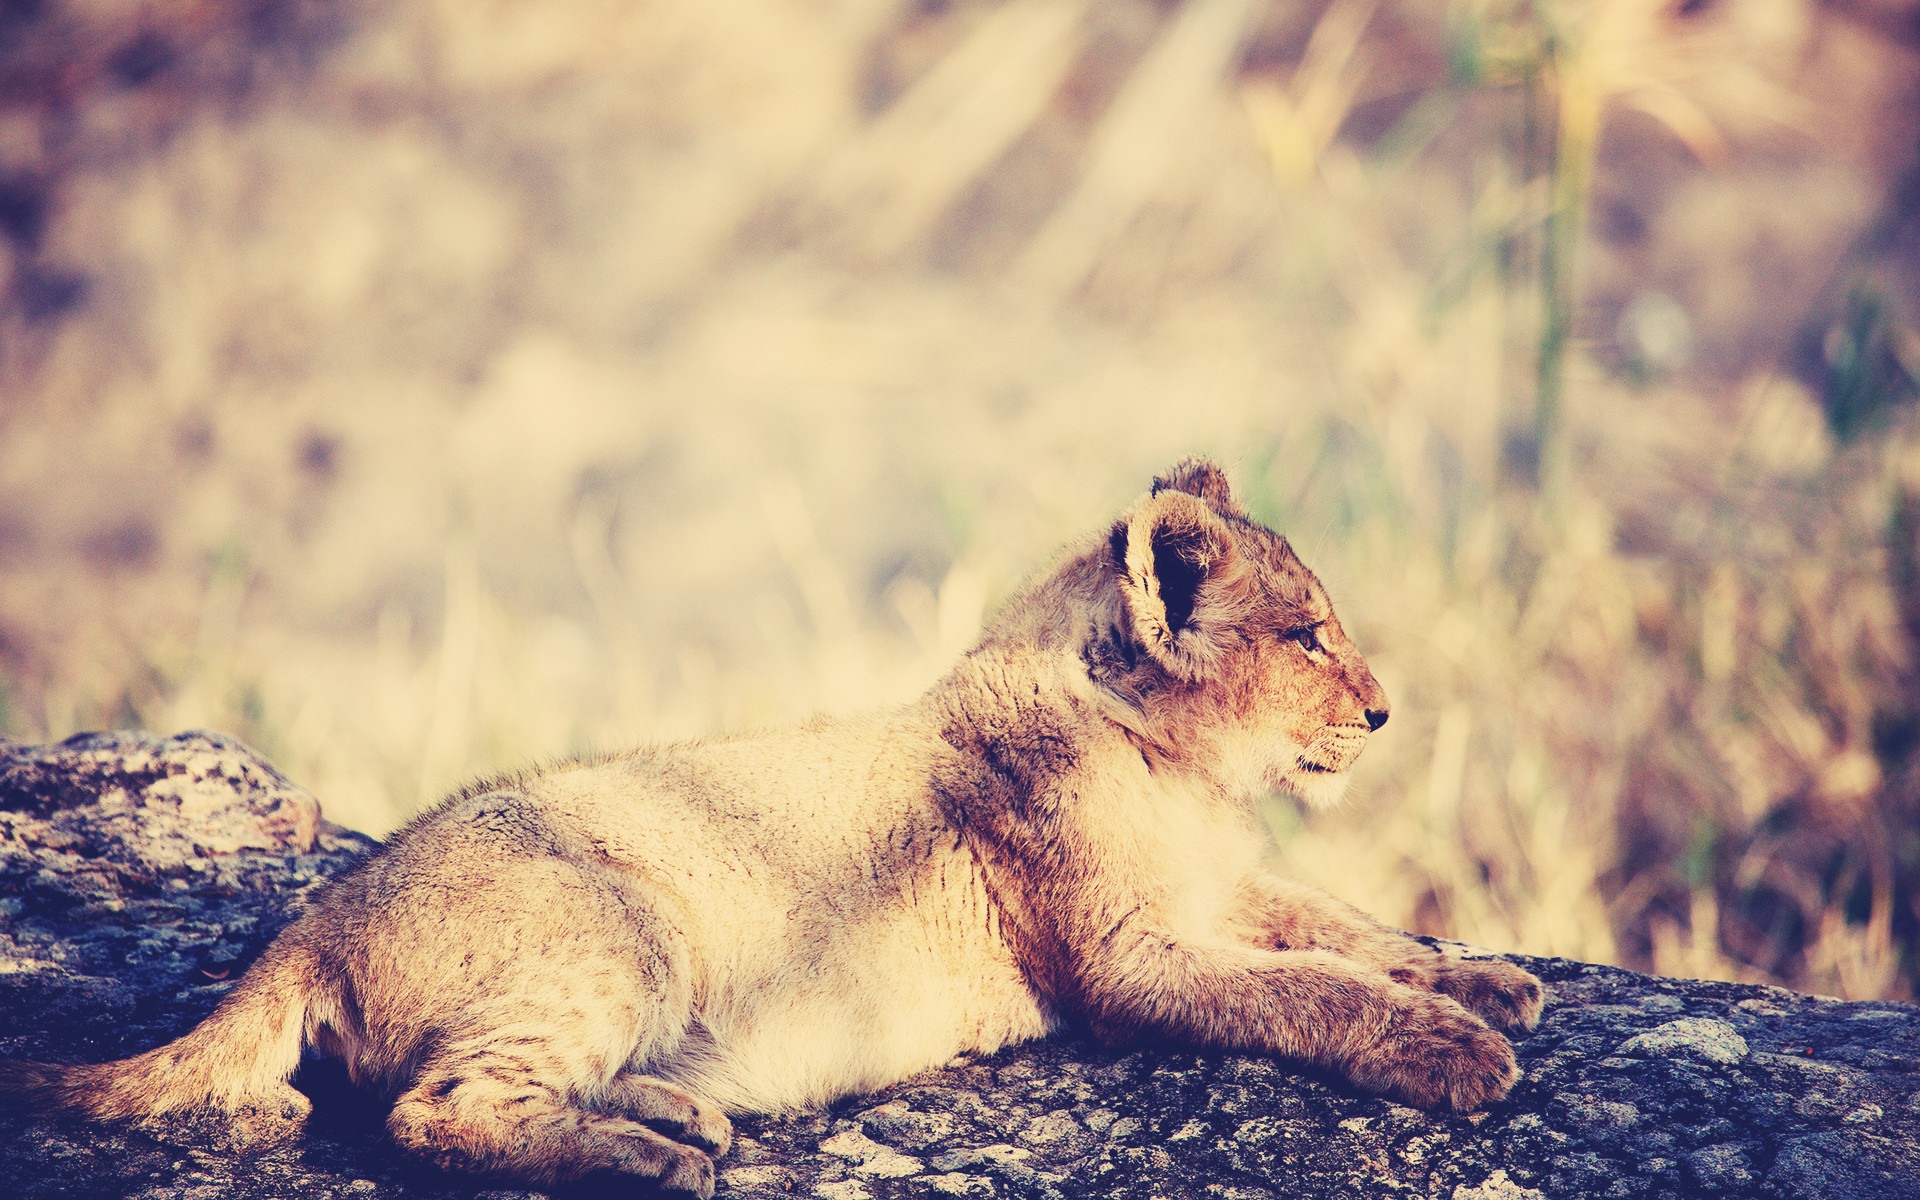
593 1070 732 1156
389 1049 715 1198
382 950 718 1197
1087 941 1521 1111
360 805 719 1195
1234 875 1543 1034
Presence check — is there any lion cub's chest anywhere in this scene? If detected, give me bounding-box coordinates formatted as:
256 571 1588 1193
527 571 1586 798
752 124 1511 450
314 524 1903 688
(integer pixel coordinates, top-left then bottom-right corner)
1096 772 1266 941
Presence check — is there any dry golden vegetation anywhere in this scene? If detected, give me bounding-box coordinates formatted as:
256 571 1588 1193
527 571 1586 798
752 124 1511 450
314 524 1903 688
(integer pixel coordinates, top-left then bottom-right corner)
1 0 1917 999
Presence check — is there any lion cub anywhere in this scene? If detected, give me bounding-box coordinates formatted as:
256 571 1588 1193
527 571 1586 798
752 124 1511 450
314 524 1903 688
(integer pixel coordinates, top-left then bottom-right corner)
4 459 1541 1196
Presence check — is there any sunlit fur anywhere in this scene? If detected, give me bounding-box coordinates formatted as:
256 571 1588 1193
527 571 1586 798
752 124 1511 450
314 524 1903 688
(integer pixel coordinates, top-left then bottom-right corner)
0 458 1541 1198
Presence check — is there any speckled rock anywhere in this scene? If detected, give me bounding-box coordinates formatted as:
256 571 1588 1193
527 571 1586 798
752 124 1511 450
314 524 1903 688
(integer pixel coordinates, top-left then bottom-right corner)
0 731 367 1064
3 730 1918 1200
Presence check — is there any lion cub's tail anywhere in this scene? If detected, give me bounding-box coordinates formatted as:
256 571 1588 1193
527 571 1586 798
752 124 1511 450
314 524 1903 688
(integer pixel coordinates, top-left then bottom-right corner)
0 927 325 1122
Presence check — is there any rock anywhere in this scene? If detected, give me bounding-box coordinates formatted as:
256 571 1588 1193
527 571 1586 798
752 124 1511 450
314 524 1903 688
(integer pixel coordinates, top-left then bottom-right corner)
1615 1017 1749 1065
3 731 1918 1200
0 731 371 1072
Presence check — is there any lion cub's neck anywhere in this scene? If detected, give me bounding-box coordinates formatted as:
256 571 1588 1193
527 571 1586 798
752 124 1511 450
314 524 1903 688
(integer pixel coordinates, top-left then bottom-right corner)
921 620 1266 1011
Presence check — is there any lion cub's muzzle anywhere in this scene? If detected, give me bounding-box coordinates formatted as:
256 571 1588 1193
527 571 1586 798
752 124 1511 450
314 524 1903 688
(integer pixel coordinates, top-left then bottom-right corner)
1297 721 1377 775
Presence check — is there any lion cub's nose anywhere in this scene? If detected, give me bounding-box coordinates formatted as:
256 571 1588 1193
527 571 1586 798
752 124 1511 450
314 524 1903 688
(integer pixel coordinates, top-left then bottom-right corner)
1365 707 1389 732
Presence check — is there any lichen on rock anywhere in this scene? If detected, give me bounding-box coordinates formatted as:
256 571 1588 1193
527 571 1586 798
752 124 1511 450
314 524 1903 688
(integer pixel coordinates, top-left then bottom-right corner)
1615 1016 1750 1065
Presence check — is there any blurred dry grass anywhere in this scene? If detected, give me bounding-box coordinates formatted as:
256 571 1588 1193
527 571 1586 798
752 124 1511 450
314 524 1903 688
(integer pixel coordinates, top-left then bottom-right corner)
1 0 1918 999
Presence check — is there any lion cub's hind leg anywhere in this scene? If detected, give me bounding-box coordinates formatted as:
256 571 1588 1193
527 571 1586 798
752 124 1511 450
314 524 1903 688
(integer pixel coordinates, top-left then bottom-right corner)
366 799 719 1196
594 1070 733 1156
382 958 719 1197
388 1049 716 1198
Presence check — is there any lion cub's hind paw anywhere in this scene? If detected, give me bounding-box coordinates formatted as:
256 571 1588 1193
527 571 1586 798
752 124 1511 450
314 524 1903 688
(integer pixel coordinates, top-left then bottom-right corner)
135 1083 312 1152
657 1148 717 1199
1433 958 1545 1035
663 1106 731 1158
597 1072 732 1158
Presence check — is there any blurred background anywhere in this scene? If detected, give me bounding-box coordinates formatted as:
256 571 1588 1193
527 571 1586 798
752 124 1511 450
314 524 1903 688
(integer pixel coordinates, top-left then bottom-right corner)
1 0 1917 1000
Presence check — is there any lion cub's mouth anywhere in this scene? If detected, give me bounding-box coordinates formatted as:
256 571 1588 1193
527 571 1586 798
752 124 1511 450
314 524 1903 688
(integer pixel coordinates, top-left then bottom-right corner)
1295 724 1373 777
1282 755 1354 809
1286 728 1372 805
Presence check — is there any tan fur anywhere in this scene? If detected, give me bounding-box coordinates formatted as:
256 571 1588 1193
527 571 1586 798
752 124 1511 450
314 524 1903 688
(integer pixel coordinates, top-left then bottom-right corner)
0 459 1541 1196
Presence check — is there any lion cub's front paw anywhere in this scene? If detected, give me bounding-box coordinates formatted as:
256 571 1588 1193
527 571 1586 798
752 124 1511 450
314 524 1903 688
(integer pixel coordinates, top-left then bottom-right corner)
1432 958 1544 1034
1348 991 1520 1113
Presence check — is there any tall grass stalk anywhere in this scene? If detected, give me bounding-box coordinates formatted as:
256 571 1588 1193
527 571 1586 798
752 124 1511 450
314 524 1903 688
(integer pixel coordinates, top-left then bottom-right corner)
1462 0 1759 503
1535 41 1602 505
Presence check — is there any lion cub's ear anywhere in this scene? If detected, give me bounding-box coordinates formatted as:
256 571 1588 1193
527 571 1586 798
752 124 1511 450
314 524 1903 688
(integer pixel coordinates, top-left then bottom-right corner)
1150 456 1246 518
1110 489 1247 681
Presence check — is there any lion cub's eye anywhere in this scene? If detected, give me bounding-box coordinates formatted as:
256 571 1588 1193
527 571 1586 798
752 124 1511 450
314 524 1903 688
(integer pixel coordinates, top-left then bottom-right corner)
1287 625 1324 654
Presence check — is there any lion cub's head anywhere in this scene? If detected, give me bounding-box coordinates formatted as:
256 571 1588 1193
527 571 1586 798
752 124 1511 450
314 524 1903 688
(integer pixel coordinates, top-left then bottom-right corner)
1091 458 1389 807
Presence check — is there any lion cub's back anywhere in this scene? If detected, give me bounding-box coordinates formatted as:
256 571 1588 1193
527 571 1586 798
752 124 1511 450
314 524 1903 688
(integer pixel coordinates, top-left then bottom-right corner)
520 711 941 881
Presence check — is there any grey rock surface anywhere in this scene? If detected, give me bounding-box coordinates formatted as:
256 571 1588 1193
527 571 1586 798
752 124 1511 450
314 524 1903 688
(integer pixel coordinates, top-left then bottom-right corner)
2 730 1917 1200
